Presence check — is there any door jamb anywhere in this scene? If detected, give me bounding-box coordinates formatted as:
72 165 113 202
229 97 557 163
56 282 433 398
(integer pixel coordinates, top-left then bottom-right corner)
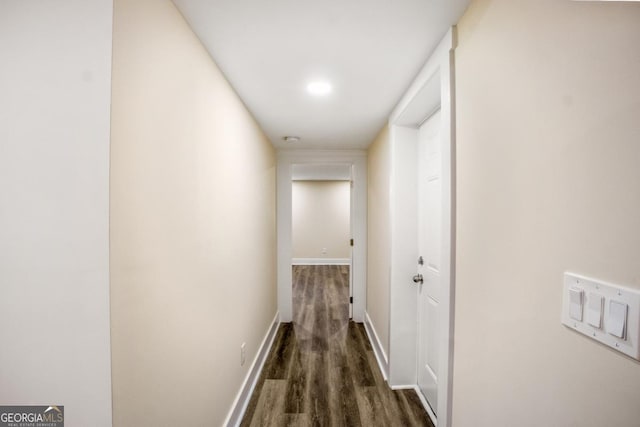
387 28 457 427
276 150 367 323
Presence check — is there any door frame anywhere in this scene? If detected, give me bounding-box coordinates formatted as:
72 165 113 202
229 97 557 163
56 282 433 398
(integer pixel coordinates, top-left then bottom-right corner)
276 149 367 323
387 28 456 427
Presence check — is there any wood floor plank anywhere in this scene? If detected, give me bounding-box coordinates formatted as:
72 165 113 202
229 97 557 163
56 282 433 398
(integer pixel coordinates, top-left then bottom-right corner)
248 379 287 427
263 323 295 379
354 385 391 427
240 265 433 427
306 352 330 426
283 337 306 414
275 413 311 427
328 365 362 427
401 388 436 427
346 322 376 387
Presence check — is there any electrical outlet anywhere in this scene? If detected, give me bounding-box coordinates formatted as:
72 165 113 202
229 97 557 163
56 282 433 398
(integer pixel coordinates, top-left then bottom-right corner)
240 343 246 366
321 248 327 254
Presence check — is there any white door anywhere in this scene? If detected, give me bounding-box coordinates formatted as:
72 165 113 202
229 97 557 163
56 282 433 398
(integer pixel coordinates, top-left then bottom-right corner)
416 109 442 415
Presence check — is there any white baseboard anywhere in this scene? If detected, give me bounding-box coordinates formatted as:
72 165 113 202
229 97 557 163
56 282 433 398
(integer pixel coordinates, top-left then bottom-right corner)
390 384 417 390
364 312 388 381
292 258 351 265
224 312 280 427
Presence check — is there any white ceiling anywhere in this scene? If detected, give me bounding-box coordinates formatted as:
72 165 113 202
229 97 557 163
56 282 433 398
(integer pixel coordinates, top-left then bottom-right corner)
172 0 470 150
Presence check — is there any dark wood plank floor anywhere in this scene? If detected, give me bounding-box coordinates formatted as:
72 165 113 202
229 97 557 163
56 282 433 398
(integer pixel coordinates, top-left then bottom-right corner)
240 265 434 427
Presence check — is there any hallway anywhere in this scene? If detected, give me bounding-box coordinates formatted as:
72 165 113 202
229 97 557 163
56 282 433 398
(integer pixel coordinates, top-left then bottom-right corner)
240 265 433 426
4 1 640 426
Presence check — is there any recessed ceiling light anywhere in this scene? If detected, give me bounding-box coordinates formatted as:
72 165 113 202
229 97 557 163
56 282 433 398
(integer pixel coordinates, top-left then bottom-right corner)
283 136 301 143
306 81 332 96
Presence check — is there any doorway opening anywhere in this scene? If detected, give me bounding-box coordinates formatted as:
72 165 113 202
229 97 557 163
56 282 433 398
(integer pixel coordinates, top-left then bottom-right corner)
291 166 353 318
386 28 456 427
276 150 367 324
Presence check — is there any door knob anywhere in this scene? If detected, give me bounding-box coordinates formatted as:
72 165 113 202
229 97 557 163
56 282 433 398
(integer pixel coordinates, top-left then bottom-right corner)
413 274 423 284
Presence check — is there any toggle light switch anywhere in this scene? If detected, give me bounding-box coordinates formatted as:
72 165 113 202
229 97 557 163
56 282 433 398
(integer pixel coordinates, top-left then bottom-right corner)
569 287 584 321
586 293 604 328
607 300 628 340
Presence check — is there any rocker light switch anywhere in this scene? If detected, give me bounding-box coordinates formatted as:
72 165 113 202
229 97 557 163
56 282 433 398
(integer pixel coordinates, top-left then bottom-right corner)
586 293 604 328
569 287 584 321
562 273 640 360
608 300 628 340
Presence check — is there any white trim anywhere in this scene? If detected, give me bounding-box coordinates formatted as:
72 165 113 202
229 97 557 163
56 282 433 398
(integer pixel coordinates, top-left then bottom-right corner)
292 258 351 265
224 312 280 427
387 27 457 427
387 124 419 386
364 312 389 381
390 29 455 123
277 149 367 322
278 148 367 157
390 384 417 390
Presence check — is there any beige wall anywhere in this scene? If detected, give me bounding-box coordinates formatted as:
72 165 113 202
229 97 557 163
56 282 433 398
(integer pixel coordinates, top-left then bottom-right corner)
110 0 276 425
454 1 640 425
366 125 391 356
0 1 113 425
292 180 351 260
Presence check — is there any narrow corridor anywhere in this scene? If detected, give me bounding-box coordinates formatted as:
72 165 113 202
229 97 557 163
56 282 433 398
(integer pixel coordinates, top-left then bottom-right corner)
240 265 433 426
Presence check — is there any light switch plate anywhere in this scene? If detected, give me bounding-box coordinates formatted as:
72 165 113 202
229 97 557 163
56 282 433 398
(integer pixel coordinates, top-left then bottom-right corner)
561 273 640 361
